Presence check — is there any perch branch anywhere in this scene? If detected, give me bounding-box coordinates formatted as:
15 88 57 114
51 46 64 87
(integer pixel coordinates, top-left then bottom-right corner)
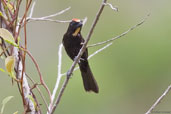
49 42 112 114
88 13 150 47
50 0 107 113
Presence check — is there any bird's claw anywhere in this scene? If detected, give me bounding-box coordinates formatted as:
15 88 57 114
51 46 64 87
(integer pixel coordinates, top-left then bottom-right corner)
66 71 73 78
74 56 77 61
80 58 85 61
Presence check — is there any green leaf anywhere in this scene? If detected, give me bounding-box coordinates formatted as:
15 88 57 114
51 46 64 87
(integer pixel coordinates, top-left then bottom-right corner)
0 28 19 47
5 56 16 79
6 2 14 13
17 36 20 46
0 11 6 19
1 96 14 114
0 11 3 17
27 95 37 110
5 40 19 47
0 68 5 73
0 28 14 43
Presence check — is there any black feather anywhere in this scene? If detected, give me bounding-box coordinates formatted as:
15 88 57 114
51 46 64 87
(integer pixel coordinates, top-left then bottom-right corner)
62 19 99 93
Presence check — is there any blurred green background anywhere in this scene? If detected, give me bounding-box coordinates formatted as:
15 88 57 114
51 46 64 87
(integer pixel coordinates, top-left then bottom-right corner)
0 0 171 114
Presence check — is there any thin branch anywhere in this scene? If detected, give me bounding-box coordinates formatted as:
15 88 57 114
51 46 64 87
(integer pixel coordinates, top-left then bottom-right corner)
28 17 87 24
26 7 71 23
82 17 88 26
26 73 49 113
18 0 32 33
103 2 118 11
30 90 42 114
38 7 71 19
145 85 171 114
28 0 36 18
13 0 22 38
52 44 63 102
50 74 69 114
27 18 71 23
48 44 63 113
88 42 112 59
25 49 52 103
26 17 88 24
88 13 150 47
61 42 113 76
50 0 107 113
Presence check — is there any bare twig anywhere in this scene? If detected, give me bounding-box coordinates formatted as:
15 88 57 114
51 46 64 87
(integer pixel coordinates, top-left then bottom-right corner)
145 85 171 114
37 7 71 19
28 16 87 24
61 42 113 76
50 0 107 113
103 2 118 11
28 1 36 18
82 17 88 25
27 18 71 23
26 73 49 113
88 42 112 59
25 49 52 103
48 44 63 113
27 7 71 23
88 13 150 47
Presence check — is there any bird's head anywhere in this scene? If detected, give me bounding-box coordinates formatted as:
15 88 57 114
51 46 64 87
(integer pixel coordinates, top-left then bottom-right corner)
67 18 83 36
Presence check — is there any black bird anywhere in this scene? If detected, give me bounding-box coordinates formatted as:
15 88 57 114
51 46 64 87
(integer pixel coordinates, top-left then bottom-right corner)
62 18 99 93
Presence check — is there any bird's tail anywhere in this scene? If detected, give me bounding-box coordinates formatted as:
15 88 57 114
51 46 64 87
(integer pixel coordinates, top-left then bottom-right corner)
79 60 99 93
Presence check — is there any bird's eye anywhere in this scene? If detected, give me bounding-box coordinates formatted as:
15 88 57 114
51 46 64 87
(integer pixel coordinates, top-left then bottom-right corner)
70 22 73 26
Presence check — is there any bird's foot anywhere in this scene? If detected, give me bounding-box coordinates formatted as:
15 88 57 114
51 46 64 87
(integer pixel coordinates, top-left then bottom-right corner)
73 56 78 61
80 58 85 61
66 71 73 79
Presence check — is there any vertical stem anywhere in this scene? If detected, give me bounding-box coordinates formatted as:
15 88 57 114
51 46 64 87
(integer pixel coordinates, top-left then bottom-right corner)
48 44 63 113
